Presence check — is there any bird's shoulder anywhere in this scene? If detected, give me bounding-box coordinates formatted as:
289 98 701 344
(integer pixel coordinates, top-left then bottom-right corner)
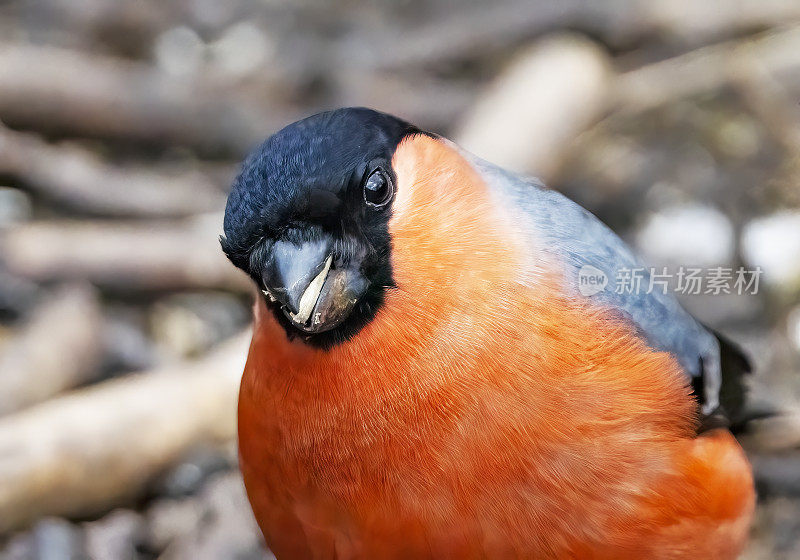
461 150 745 421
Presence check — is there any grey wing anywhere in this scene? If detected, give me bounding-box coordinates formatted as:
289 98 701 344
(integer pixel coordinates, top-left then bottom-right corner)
464 152 737 419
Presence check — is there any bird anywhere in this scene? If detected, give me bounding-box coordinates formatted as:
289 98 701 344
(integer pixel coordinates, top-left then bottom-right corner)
221 107 755 559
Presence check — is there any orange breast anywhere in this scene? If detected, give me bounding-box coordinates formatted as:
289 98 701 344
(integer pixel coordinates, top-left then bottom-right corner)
237 135 754 559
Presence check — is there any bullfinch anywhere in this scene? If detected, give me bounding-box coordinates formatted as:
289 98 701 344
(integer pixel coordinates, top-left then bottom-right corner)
221 107 754 559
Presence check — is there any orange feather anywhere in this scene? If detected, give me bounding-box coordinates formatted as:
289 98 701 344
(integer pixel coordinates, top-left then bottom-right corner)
238 134 754 559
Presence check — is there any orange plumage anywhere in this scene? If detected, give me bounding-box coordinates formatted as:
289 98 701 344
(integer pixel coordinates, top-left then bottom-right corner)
236 133 754 559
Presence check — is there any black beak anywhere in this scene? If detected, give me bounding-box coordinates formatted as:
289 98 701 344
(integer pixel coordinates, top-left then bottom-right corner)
262 239 331 315
261 239 367 333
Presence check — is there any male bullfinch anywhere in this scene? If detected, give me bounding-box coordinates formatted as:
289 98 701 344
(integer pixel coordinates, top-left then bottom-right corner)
221 107 754 559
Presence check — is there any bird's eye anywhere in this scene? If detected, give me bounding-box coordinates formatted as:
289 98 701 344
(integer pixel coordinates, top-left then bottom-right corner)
363 169 393 208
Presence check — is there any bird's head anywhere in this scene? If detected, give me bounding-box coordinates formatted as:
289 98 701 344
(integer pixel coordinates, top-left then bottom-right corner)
222 107 519 350
222 108 423 348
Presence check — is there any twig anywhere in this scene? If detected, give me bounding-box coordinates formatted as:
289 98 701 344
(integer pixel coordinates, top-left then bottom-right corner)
613 25 800 115
0 122 227 218
0 284 104 415
0 42 289 155
455 34 612 180
0 216 249 292
0 331 250 533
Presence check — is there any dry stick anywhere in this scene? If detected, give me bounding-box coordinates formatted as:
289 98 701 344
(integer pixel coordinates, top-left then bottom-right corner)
750 450 800 497
446 28 800 181
738 411 800 454
455 34 612 181
540 25 800 186
613 25 800 115
0 331 250 533
7 0 176 48
0 284 104 416
365 0 800 71
0 123 227 218
0 216 250 293
621 0 800 44
458 25 800 166
362 0 591 71
16 0 800 73
729 50 800 156
0 42 288 155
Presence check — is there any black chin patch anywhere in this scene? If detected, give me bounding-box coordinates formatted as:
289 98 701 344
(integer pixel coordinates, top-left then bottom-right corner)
265 271 392 350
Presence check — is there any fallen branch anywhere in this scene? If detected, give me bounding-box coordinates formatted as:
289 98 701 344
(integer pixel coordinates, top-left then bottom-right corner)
613 25 800 115
738 410 800 453
751 451 800 497
361 0 590 71
0 123 227 218
455 34 612 181
363 0 800 71
0 331 250 533
0 216 249 293
729 49 800 156
0 284 104 416
6 0 174 54
0 42 287 155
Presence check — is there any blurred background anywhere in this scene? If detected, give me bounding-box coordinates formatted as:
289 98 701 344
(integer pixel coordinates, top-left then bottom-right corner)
0 1 799 558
